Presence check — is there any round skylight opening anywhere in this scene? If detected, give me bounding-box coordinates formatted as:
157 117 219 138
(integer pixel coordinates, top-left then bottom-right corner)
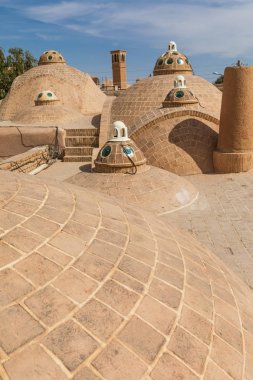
175 90 185 98
167 58 173 65
101 146 111 157
122 146 135 157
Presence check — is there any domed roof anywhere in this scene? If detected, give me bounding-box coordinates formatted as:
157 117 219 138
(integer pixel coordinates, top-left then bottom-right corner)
153 41 192 76
0 169 253 380
0 62 106 122
109 74 222 131
95 121 146 173
38 50 65 65
163 75 198 107
68 165 198 214
35 90 59 106
12 102 85 126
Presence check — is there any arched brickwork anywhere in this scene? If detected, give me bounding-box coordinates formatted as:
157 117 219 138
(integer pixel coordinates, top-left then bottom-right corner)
109 75 222 129
131 111 219 175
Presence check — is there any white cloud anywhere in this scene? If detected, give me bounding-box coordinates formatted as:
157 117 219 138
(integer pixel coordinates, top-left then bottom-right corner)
20 0 253 57
24 1 110 23
35 33 62 41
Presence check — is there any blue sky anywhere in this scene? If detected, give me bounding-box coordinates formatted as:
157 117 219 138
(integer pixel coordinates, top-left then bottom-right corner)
0 0 253 83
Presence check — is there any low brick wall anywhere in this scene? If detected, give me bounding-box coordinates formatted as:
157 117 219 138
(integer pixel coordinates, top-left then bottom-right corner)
0 146 50 173
0 126 65 157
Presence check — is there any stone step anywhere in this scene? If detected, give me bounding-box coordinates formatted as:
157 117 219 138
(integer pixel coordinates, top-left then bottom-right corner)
65 136 99 147
64 147 93 156
65 128 99 137
63 155 92 162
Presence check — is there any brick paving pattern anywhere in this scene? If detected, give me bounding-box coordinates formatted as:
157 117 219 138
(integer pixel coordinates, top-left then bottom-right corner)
0 169 253 379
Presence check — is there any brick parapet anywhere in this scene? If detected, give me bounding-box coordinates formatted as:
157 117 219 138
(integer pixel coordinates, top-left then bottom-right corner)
0 146 50 173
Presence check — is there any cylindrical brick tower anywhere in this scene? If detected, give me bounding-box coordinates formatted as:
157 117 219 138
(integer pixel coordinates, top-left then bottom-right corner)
213 66 253 173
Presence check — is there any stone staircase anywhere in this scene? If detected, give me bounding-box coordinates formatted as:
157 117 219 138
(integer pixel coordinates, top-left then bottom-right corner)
63 128 99 162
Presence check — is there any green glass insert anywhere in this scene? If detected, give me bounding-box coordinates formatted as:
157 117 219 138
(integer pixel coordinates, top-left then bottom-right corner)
177 58 184 65
101 145 111 157
158 59 164 66
38 93 43 98
122 146 134 157
175 91 184 98
48 55 53 60
47 92 53 97
167 58 173 64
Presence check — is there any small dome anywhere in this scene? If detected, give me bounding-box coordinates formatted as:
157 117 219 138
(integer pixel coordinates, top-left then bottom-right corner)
38 50 65 65
35 90 59 106
153 41 192 76
163 75 198 107
94 122 146 174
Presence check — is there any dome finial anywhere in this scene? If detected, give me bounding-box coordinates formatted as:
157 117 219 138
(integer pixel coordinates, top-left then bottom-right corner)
168 41 177 52
109 121 130 142
174 75 187 89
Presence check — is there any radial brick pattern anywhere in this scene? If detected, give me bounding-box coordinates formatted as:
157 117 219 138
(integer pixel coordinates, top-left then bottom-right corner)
0 170 253 380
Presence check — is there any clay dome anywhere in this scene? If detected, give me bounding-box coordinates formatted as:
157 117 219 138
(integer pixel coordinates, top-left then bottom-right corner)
12 103 86 126
95 121 146 173
153 41 192 76
68 165 198 214
104 74 222 176
1 169 253 380
38 50 65 65
163 75 198 107
109 74 221 129
35 90 59 106
0 60 106 123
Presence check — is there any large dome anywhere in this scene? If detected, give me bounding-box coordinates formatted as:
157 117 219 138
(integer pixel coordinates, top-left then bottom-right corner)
0 169 253 380
109 74 221 131
0 53 106 124
104 75 222 175
153 41 192 76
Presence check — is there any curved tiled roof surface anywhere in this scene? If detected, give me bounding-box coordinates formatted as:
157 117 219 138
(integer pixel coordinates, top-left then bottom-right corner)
109 75 222 131
0 170 253 380
0 64 106 122
67 166 198 215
